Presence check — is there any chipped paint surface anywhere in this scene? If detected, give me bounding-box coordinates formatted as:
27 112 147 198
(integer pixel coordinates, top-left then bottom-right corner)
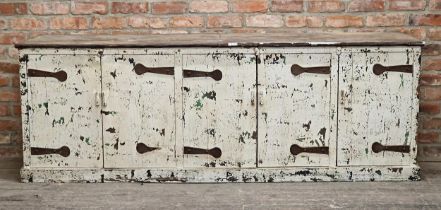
338 47 419 166
19 46 420 182
258 48 338 167
182 51 256 168
102 52 177 168
20 165 420 183
27 52 102 168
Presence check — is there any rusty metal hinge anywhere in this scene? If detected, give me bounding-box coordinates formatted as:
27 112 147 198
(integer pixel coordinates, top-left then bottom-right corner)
28 69 67 82
184 146 222 158
134 63 174 76
291 64 331 76
136 143 160 154
373 64 413 75
290 144 329 155
31 146 70 157
372 142 410 153
183 69 222 81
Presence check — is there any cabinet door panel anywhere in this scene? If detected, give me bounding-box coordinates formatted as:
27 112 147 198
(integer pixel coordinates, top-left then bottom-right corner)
258 53 335 167
28 54 102 168
338 49 418 166
102 54 176 168
182 53 256 168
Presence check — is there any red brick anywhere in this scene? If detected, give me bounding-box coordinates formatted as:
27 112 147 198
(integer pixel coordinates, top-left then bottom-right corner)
190 0 228 13
366 14 407 27
389 0 426 10
0 3 27 16
0 63 19 74
11 75 19 88
388 28 426 40
417 132 439 143
428 29 441 40
307 0 344 13
420 86 441 100
0 104 8 116
420 102 441 113
207 15 242 28
10 18 46 30
421 118 441 129
111 2 148 14
325 16 364 28
71 1 108 15
285 16 306 28
0 19 7 29
12 104 20 116
170 16 204 28
420 74 441 85
92 17 126 29
152 2 187 14
0 120 20 131
50 17 88 30
423 44 441 56
411 14 441 26
231 0 268 13
0 147 21 158
246 14 283 28
422 58 441 71
128 16 167 28
0 90 20 102
30 2 69 15
306 16 323 28
0 33 26 45
348 0 385 12
285 16 323 28
271 0 303 12
0 75 8 87
8 48 18 60
430 0 441 10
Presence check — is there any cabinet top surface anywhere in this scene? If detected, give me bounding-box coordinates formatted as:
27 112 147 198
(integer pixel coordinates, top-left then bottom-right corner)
16 32 423 48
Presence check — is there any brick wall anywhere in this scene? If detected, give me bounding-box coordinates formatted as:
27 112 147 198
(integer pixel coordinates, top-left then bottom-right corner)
0 0 440 161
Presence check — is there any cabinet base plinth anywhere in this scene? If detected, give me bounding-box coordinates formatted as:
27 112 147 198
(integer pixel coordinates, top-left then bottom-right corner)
20 165 420 183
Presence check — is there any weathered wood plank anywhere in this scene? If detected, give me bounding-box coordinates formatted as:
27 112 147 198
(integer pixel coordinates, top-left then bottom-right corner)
26 52 102 168
337 47 419 166
258 48 338 167
102 50 178 168
16 32 423 48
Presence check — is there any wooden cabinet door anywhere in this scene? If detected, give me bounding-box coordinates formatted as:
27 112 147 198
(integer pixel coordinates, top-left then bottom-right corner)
258 50 337 167
27 54 102 168
182 51 257 168
102 52 177 168
338 48 419 166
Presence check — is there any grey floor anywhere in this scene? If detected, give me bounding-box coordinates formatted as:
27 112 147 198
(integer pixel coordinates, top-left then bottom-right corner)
1 159 441 210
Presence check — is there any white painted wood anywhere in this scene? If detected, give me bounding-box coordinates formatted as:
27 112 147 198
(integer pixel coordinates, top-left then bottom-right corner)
20 164 420 183
27 53 102 168
257 49 336 167
101 52 177 168
19 44 421 182
182 50 257 168
338 47 418 166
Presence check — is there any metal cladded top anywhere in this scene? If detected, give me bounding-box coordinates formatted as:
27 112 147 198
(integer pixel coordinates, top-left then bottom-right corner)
15 32 424 48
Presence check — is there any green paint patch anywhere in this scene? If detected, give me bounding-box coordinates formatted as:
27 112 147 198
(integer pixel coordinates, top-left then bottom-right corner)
400 74 404 88
202 91 216 100
80 136 91 145
404 131 409 145
43 102 49 115
52 117 64 127
195 99 203 110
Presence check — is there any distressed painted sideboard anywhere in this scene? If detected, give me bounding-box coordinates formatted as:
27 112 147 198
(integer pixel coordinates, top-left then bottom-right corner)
16 32 423 183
